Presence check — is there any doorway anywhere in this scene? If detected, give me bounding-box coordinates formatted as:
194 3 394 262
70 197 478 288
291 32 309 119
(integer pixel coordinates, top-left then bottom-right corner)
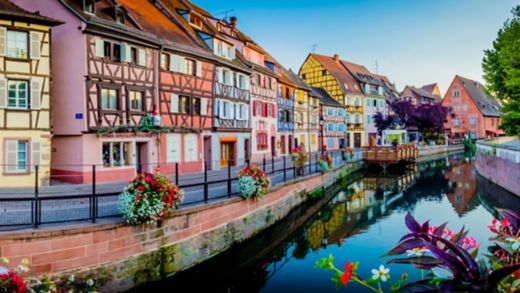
244 138 250 164
203 136 212 170
288 135 293 153
271 136 276 157
339 138 345 149
280 136 286 155
354 133 361 148
220 141 236 167
136 142 146 173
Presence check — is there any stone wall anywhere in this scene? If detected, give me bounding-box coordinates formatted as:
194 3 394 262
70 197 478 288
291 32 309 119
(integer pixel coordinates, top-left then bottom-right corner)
476 152 520 196
0 161 363 292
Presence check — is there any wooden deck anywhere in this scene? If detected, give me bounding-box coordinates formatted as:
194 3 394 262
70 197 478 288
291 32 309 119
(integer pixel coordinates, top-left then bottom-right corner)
362 144 418 169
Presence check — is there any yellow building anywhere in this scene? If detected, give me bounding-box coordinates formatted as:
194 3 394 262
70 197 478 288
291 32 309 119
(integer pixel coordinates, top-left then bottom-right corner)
299 53 366 148
286 69 315 153
308 93 320 152
0 3 60 187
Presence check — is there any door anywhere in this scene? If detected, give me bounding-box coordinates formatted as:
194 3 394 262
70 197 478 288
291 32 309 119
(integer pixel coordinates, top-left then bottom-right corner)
280 136 286 155
354 133 361 148
244 138 250 165
271 136 276 157
220 142 236 167
136 142 144 173
339 138 345 149
288 135 293 153
203 136 212 170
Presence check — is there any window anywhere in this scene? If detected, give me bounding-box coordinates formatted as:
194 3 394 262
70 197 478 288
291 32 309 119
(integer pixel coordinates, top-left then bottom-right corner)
238 74 247 89
285 88 290 99
355 114 360 123
7 80 28 109
254 74 261 85
301 73 306 80
453 89 460 97
180 95 190 114
257 133 268 150
367 114 372 124
366 98 371 107
470 116 477 127
462 103 468 111
130 47 138 65
222 69 232 85
189 14 203 28
453 118 461 127
103 41 121 62
115 9 125 24
6 31 28 59
16 141 27 172
266 77 272 89
192 97 201 115
328 138 334 148
322 69 327 76
185 59 196 76
101 88 118 110
102 142 131 167
373 99 377 107
128 90 143 111
84 0 95 13
4 140 31 173
184 134 198 162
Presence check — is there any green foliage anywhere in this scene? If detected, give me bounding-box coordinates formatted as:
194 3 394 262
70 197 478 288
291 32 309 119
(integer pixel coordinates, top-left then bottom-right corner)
483 5 520 136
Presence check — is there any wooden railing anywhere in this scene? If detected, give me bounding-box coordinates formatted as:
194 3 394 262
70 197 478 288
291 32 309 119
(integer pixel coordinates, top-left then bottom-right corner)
362 144 418 163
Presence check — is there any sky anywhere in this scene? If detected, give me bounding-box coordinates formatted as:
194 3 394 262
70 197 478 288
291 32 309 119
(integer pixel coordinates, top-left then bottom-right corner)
191 0 518 95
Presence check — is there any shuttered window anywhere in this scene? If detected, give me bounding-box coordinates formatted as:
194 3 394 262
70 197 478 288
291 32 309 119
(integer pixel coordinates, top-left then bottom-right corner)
31 141 41 172
0 78 6 109
30 32 41 59
200 98 208 116
4 140 28 173
30 80 41 110
170 93 179 113
7 80 28 109
0 27 6 56
184 134 198 162
6 30 28 59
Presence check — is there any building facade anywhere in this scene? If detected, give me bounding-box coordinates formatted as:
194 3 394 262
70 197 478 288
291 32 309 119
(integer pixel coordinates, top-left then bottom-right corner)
312 88 346 151
0 1 60 187
442 75 503 140
277 71 296 156
400 84 441 105
308 90 320 153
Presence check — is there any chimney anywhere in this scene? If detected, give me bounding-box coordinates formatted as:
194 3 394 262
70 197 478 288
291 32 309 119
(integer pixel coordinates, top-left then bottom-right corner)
333 54 340 62
230 16 237 29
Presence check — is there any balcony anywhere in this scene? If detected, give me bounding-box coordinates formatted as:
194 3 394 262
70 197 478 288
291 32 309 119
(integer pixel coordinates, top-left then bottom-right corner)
214 117 250 129
216 82 235 98
277 97 294 107
235 87 250 101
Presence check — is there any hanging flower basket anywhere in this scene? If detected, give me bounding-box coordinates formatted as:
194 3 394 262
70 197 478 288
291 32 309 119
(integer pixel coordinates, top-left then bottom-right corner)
291 147 309 176
319 154 332 173
118 172 184 225
238 165 270 199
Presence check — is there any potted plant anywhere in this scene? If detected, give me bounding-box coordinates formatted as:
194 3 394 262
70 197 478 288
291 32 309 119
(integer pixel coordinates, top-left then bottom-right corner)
118 172 184 225
291 147 309 176
342 148 354 161
238 165 270 199
319 154 332 173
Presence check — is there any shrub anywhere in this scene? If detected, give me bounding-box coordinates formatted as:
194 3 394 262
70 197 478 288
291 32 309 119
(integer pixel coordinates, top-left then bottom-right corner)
238 166 270 199
118 172 183 225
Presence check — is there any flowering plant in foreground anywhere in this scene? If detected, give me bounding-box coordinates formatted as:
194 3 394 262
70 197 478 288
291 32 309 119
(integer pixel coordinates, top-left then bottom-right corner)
119 172 184 225
0 257 29 293
317 209 520 292
238 165 270 199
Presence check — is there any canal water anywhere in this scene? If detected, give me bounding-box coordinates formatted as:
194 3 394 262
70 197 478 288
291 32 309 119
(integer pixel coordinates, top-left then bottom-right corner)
134 153 520 293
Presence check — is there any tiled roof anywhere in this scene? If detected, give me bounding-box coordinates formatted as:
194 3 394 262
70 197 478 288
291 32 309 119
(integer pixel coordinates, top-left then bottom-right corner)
456 75 501 117
0 0 62 25
117 0 203 53
402 86 439 102
310 54 362 95
421 83 437 94
341 60 384 86
63 0 140 29
311 87 342 107
286 69 311 91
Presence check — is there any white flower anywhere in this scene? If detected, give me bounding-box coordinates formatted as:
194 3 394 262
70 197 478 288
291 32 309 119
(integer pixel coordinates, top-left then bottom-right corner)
86 279 94 287
17 264 29 273
506 237 520 251
371 265 390 282
68 274 75 282
406 247 429 257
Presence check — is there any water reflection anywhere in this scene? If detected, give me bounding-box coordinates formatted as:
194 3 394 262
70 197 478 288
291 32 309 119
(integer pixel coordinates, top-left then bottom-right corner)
135 154 519 293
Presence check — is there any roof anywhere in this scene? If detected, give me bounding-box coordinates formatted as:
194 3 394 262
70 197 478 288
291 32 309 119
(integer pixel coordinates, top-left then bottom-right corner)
341 60 384 86
286 69 311 91
311 87 342 107
117 0 203 53
456 75 500 117
310 53 363 95
0 0 62 25
421 83 437 94
402 86 439 102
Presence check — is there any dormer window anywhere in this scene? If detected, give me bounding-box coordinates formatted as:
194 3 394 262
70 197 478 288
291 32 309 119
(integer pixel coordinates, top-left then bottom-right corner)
230 30 237 38
115 9 125 24
189 14 203 29
84 0 95 14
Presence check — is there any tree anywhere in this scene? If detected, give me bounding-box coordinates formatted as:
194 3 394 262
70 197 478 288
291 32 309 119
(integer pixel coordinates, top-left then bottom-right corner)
374 99 452 139
482 5 520 136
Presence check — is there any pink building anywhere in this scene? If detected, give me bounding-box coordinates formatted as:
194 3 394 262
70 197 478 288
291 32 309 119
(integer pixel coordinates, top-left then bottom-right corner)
13 0 162 183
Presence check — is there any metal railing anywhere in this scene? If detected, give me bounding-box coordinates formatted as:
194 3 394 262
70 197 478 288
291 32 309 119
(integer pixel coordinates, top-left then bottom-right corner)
0 150 361 231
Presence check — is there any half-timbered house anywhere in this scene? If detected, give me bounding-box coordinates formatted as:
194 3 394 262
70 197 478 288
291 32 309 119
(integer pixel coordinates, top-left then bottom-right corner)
119 0 215 174
277 68 296 156
0 0 61 187
312 87 346 151
158 0 252 169
14 0 161 183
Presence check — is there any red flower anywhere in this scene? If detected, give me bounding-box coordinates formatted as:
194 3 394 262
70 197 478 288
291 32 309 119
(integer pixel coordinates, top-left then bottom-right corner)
340 262 355 285
137 185 144 191
514 269 520 280
501 218 510 228
135 195 142 202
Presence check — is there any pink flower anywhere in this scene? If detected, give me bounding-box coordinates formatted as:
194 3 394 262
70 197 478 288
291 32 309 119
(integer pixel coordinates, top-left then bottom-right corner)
463 236 477 249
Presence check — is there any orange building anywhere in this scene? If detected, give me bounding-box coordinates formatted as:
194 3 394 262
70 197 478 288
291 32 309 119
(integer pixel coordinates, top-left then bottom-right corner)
442 75 504 140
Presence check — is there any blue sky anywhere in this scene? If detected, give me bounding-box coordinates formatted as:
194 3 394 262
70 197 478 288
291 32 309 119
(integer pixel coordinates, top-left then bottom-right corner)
192 0 518 95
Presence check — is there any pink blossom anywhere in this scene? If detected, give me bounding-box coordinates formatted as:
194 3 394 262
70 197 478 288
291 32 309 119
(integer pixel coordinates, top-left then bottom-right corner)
463 236 477 249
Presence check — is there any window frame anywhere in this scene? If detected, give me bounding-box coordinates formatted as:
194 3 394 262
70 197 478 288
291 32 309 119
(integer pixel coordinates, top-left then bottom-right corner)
127 89 145 112
7 79 29 110
99 85 120 112
6 30 29 60
101 141 132 168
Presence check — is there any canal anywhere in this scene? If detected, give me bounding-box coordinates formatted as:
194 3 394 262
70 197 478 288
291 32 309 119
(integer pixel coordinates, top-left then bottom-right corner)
133 153 520 292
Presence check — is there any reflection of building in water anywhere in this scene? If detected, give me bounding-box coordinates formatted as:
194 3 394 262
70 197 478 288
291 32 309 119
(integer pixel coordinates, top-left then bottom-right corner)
444 161 478 216
363 164 418 192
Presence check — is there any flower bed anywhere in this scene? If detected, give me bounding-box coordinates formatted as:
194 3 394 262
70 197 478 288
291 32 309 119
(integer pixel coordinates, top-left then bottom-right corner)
238 165 270 199
317 209 520 292
118 172 184 225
